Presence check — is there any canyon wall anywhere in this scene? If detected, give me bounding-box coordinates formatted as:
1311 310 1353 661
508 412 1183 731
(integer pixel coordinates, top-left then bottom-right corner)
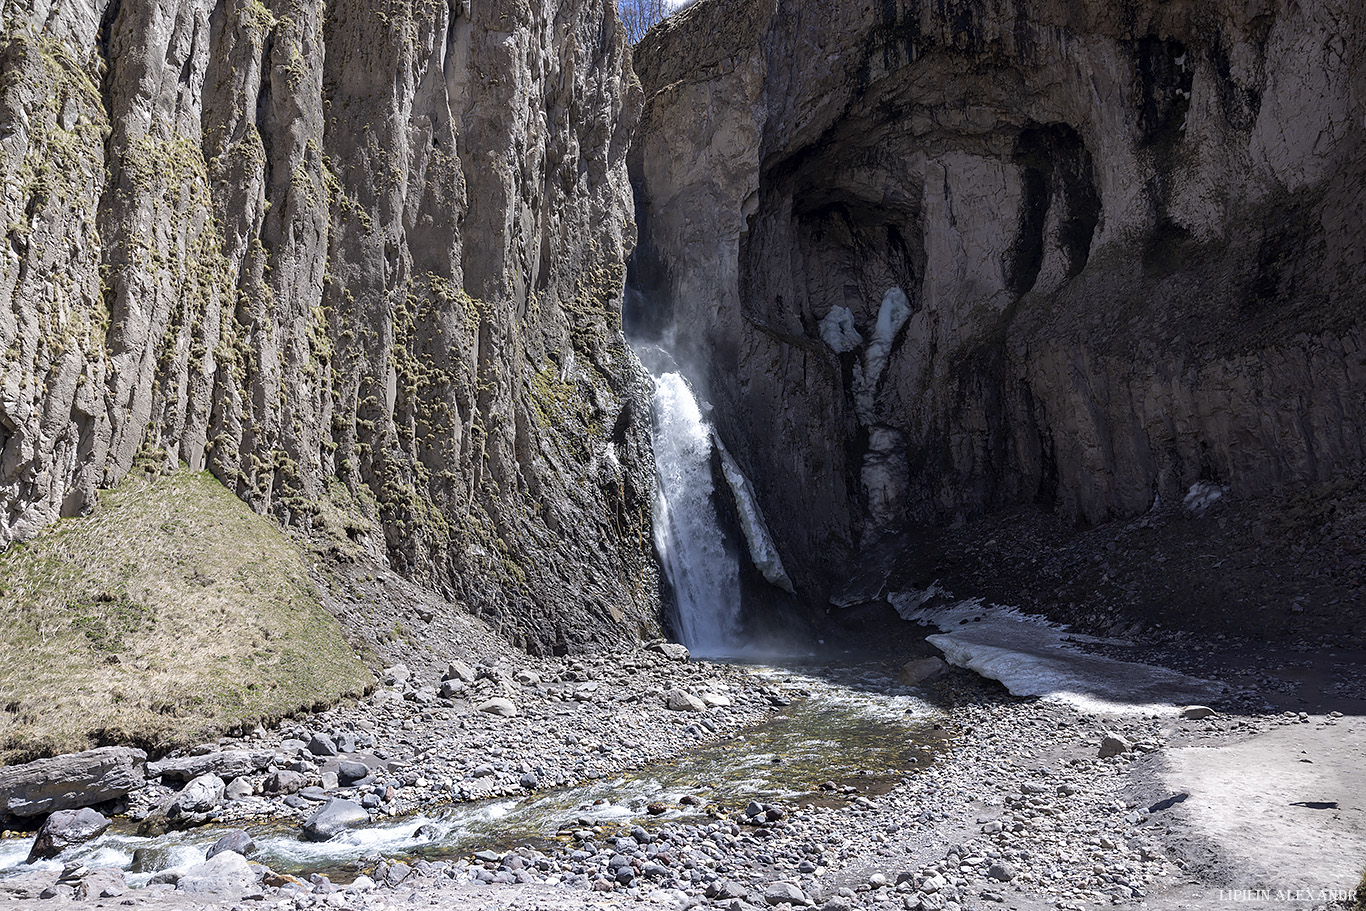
629 0 1366 603
0 0 658 650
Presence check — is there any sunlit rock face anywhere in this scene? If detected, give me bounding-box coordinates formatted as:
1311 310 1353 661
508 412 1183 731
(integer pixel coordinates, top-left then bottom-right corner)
629 0 1366 604
0 0 659 651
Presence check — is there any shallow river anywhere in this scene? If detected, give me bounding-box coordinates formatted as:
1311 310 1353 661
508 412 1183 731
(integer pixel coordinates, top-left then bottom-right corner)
0 663 945 887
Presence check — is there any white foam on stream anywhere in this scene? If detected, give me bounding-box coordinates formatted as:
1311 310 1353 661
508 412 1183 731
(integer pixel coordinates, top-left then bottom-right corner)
896 594 1223 714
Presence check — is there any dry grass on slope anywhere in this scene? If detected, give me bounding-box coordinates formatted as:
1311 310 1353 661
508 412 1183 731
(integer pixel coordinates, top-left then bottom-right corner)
0 469 373 764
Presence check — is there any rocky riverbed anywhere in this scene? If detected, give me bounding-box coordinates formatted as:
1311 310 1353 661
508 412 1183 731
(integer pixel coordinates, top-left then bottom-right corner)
1 617 1363 911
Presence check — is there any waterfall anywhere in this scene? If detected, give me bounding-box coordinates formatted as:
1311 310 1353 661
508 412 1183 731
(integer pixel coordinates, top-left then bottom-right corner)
646 367 743 655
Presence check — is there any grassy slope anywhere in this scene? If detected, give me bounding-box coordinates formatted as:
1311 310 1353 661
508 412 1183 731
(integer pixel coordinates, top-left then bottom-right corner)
0 469 372 763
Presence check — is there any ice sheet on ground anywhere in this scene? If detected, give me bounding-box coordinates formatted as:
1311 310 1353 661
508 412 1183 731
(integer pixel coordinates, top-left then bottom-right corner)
894 594 1223 713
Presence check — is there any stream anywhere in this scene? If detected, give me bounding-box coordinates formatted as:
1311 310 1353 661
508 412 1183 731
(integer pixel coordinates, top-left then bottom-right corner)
0 662 946 887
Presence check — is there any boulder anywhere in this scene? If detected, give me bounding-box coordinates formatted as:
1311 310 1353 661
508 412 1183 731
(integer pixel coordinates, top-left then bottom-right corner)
337 760 370 785
263 770 304 795
444 660 478 683
477 698 518 717
897 657 947 686
206 830 256 860
26 808 112 862
75 868 127 900
301 798 369 842
175 850 257 897
1181 705 1217 720
224 777 253 801
307 734 338 756
0 747 145 818
1099 733 1134 758
646 641 691 662
764 881 810 905
145 750 272 783
173 774 225 815
439 680 465 698
665 690 706 712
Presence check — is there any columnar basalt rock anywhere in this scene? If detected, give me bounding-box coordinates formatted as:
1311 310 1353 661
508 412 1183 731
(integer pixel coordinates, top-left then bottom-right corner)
0 0 657 650
629 0 1366 605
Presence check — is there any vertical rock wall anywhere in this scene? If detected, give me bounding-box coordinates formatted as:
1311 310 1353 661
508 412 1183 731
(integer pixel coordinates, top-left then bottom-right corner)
629 0 1366 603
0 0 658 650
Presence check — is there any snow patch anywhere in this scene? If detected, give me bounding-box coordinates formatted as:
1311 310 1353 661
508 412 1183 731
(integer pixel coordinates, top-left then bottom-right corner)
1183 481 1227 515
818 306 863 354
852 287 911 421
714 436 795 593
895 595 1223 714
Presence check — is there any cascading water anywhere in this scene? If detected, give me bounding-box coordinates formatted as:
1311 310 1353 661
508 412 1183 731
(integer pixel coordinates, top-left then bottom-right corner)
645 363 743 655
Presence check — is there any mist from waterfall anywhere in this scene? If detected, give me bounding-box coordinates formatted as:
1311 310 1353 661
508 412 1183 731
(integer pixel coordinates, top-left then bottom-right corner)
643 358 743 656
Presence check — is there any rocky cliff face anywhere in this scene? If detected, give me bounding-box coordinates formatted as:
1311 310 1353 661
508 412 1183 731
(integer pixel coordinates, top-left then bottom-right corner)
629 0 1366 604
1 0 658 651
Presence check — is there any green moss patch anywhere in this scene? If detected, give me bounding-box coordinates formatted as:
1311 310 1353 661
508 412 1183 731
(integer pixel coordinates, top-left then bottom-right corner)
0 470 372 763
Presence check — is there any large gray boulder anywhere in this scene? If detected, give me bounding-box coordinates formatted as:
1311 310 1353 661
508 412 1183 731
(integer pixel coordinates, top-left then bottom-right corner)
146 751 272 783
26 808 112 862
0 747 146 818
174 850 257 897
205 830 255 860
301 799 369 842
172 774 225 816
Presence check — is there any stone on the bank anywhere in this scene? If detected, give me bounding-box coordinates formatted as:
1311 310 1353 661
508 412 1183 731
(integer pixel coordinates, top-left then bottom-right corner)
1098 733 1133 758
987 861 1015 882
383 664 410 686
701 692 733 707
765 880 809 905
706 880 748 900
175 850 257 897
145 750 272 783
0 747 146 818
444 660 477 683
478 697 518 717
665 690 706 712
382 861 413 887
646 641 691 662
519 771 540 790
264 770 304 795
897 657 947 686
307 733 338 756
26 808 112 862
301 798 369 842
439 680 465 698
1181 705 1217 720
76 867 127 900
223 777 253 801
173 773 225 815
337 760 370 785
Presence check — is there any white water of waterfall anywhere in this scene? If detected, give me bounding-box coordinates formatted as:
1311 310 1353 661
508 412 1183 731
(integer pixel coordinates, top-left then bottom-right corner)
648 370 742 655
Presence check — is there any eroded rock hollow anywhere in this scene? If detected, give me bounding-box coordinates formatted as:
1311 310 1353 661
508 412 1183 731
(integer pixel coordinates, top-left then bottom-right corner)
1 0 658 649
629 0 1366 605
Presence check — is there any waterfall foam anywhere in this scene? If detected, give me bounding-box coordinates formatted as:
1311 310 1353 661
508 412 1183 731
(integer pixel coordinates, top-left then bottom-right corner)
647 369 743 655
